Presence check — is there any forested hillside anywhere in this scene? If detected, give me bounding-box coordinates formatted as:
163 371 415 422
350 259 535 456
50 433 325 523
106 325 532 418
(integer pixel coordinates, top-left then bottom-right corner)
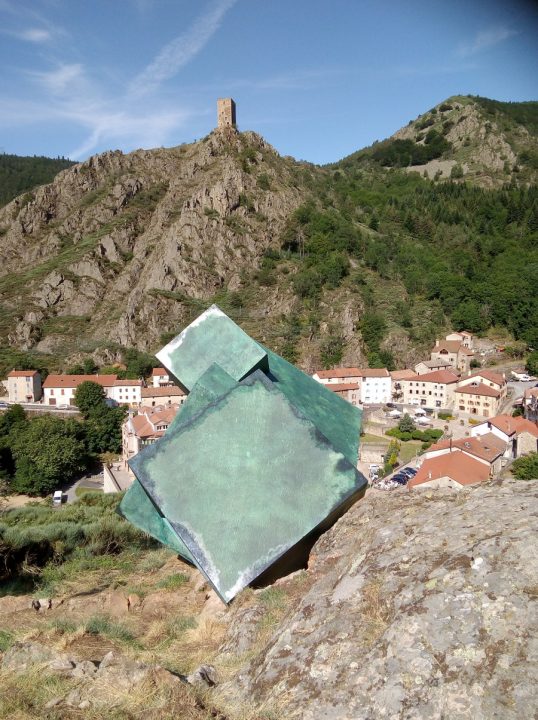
0 154 75 207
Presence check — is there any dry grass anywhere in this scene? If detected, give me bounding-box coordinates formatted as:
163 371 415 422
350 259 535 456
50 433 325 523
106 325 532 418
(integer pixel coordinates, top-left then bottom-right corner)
358 578 393 648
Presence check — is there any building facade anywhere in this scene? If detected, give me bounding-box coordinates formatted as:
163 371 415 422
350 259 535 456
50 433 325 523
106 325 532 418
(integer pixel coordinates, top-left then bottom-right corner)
399 370 460 409
43 374 142 407
430 340 473 373
122 405 179 475
141 386 187 407
4 370 42 402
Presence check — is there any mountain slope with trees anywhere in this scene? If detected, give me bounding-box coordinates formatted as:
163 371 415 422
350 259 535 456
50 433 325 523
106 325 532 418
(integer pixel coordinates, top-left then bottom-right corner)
0 96 536 378
0 153 75 208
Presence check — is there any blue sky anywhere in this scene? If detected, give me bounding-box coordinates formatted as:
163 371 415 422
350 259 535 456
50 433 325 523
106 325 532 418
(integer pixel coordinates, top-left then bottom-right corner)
1 0 537 164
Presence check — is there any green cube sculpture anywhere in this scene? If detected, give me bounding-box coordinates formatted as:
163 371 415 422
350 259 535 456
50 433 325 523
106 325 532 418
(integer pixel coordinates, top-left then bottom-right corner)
120 306 365 602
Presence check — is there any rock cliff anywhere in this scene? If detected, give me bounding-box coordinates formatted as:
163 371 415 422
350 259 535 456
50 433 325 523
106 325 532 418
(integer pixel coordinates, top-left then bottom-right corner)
217 479 538 719
0 128 307 358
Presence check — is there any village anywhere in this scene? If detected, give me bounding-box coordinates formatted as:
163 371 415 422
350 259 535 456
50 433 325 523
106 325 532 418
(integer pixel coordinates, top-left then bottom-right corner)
1 328 537 501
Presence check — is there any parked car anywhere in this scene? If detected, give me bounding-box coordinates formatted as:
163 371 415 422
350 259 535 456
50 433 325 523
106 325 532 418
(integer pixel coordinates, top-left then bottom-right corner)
52 490 64 506
392 473 408 485
0 401 7 408
400 467 417 478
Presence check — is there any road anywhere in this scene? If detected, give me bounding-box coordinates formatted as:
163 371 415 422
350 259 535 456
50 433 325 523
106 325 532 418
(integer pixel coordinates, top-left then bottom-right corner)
64 471 104 503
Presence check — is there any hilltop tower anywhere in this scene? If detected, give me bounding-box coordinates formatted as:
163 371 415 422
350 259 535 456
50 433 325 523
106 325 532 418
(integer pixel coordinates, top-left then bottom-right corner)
217 98 236 129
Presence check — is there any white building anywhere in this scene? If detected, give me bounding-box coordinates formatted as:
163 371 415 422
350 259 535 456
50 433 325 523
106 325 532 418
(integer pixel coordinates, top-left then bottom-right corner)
312 367 391 405
43 374 142 407
359 369 391 405
151 367 175 388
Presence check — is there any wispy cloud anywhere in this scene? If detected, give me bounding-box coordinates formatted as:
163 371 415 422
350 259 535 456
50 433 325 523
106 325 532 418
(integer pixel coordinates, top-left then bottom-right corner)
129 0 238 98
1 0 236 159
17 27 51 42
30 63 84 94
457 26 518 57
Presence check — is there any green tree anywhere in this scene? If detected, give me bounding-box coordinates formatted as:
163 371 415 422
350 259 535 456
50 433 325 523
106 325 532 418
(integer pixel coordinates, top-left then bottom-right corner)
525 351 538 376
398 414 416 433
383 439 400 475
511 453 538 480
360 313 387 352
11 416 88 495
74 381 107 417
320 334 344 369
85 406 126 454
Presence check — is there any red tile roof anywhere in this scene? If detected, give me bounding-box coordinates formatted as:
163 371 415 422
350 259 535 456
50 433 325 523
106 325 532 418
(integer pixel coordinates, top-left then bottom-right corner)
325 382 360 392
152 368 168 376
314 367 361 379
8 370 39 377
359 368 390 378
405 370 460 384
409 453 489 489
486 415 538 438
43 374 117 388
417 360 454 370
129 406 178 438
113 379 143 387
455 383 500 398
427 433 506 463
141 386 186 397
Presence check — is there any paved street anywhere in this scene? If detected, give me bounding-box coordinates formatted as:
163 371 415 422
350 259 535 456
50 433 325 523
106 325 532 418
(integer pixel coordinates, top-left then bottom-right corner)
64 471 104 503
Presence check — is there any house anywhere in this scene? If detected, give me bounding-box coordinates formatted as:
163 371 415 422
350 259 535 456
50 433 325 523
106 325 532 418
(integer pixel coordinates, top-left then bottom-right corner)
458 370 507 399
121 405 179 475
358 369 391 405
312 367 390 405
471 415 538 458
3 370 42 402
399 369 460 409
312 368 361 385
390 369 416 402
430 340 474 373
422 433 506 476
324 382 360 407
414 359 455 376
408 452 489 490
151 367 175 388
523 387 538 422
445 331 474 350
43 374 142 407
454 383 501 418
141 386 187 407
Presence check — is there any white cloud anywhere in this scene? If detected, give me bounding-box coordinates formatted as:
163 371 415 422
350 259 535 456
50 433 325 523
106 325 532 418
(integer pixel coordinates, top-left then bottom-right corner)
129 0 237 98
457 26 518 57
17 27 51 42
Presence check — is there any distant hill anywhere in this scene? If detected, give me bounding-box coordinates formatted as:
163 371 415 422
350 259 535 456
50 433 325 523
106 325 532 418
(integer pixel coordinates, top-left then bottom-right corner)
0 154 75 207
338 95 538 188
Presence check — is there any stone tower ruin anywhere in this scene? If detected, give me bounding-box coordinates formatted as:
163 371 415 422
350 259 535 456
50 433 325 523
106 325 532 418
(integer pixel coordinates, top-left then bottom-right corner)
217 98 236 129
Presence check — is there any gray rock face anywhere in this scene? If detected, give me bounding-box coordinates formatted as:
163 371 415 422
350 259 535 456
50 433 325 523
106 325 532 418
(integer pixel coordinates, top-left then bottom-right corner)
224 480 538 719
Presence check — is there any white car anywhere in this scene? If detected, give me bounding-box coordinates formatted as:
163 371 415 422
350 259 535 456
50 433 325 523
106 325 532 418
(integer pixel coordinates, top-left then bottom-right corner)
52 490 63 506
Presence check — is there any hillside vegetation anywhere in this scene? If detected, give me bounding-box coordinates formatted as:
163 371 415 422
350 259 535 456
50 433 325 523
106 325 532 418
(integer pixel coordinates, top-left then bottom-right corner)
0 154 75 208
0 96 536 377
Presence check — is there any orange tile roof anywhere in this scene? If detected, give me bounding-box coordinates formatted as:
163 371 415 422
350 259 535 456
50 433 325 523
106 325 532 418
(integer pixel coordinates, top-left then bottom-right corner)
129 406 178 438
43 374 117 388
141 386 186 397
466 370 506 386
391 369 416 380
524 387 538 399
487 415 538 438
113 379 143 386
359 368 390 378
406 370 460 384
152 368 168 376
409 453 489 489
8 369 39 377
325 382 360 392
314 367 361 379
433 340 474 356
455 383 500 398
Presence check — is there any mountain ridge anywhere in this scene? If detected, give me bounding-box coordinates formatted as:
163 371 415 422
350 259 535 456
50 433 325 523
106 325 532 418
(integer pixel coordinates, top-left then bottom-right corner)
0 96 536 376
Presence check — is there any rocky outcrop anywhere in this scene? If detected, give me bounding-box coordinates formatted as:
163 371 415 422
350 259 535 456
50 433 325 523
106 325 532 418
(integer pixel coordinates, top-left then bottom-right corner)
219 480 538 719
0 129 307 356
